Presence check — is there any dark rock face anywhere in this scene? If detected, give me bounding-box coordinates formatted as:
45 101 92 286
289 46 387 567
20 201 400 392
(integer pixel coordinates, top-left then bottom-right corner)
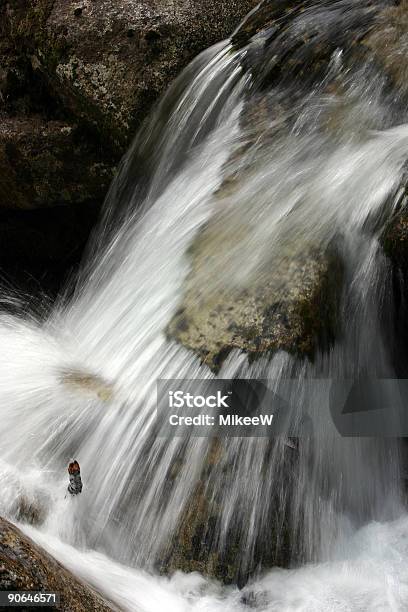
0 517 115 611
0 115 115 209
0 0 259 290
2 0 259 161
383 210 408 271
36 0 260 151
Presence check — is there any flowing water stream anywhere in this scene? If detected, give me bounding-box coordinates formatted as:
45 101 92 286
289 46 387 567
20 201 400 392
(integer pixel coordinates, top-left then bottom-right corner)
2 1 408 610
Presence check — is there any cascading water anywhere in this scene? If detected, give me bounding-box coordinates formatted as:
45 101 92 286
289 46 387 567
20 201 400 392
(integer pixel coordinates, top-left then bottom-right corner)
2 1 408 610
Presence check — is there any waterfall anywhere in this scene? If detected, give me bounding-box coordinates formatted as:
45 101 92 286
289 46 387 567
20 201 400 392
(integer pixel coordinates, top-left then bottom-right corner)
2 1 408 610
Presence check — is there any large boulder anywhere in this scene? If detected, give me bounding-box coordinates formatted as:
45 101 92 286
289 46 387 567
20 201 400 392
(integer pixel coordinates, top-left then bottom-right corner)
168 230 342 371
0 517 116 611
0 1 260 212
3 0 259 153
167 87 343 371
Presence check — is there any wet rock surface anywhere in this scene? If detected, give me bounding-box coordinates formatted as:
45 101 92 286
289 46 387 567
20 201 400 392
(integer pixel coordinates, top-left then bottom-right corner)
361 0 408 97
0 517 116 611
161 438 295 585
168 235 342 371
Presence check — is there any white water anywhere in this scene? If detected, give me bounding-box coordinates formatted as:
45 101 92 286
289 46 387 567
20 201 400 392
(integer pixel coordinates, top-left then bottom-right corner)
18 516 408 612
2 3 408 610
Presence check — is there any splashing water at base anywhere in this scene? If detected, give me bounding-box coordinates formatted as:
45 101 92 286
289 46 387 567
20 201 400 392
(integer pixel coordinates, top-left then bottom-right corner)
2 2 408 610
17 516 408 612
